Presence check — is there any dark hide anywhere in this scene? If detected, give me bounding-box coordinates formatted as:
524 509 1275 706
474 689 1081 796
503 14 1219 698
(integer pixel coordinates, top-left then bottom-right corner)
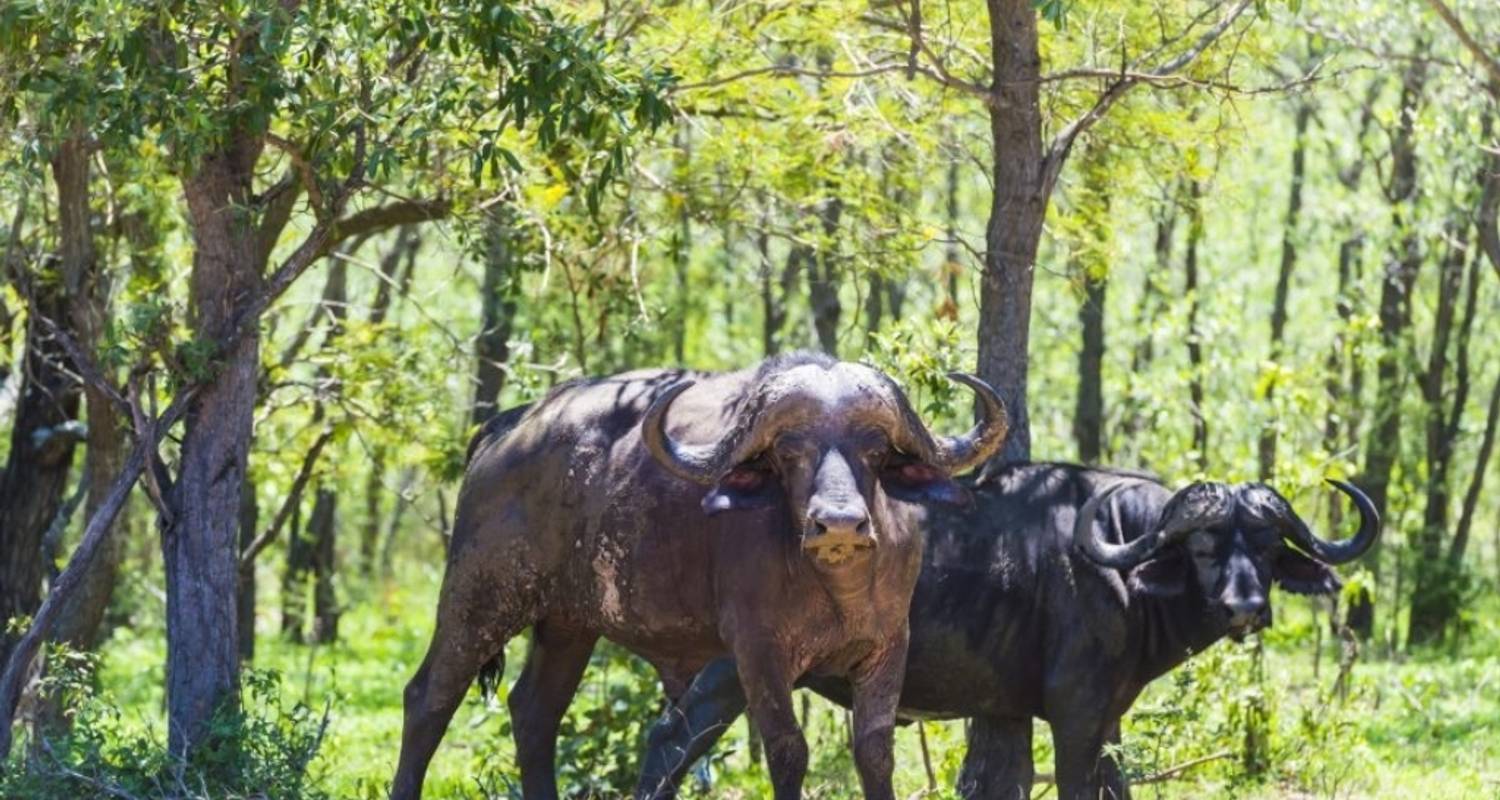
391 354 1002 800
636 463 1367 800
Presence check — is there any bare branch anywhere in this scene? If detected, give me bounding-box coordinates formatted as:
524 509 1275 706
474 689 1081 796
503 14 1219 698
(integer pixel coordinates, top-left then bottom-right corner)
1420 0 1500 86
1044 0 1255 192
238 426 336 571
671 63 915 92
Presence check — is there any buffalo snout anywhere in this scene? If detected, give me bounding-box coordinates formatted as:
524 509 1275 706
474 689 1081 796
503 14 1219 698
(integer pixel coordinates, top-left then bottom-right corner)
801 450 876 563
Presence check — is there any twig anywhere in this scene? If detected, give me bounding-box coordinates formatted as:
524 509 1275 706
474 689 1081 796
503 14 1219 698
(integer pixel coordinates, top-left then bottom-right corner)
238 426 337 572
1137 749 1235 784
1420 0 1500 86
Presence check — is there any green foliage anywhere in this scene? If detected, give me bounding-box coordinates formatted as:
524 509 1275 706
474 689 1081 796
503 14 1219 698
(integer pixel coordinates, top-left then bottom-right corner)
3 660 330 800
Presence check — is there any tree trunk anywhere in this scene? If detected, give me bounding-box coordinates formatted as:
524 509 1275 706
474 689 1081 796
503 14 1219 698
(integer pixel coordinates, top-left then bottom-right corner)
1184 180 1209 467
807 196 844 355
47 134 124 657
472 213 519 427
1353 58 1428 640
0 153 87 669
1075 271 1106 464
1324 233 1365 527
1259 102 1312 481
236 475 258 660
307 487 339 644
1406 226 1470 648
282 500 309 642
167 136 267 752
977 0 1047 463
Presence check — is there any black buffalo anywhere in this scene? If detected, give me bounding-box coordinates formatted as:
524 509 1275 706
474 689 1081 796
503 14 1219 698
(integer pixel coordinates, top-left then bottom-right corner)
635 462 1378 800
390 353 1007 800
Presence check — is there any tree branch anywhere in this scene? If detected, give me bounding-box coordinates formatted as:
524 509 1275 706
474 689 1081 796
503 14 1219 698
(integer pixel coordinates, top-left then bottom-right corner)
238 426 336 572
315 198 450 259
1043 0 1254 190
1420 0 1500 86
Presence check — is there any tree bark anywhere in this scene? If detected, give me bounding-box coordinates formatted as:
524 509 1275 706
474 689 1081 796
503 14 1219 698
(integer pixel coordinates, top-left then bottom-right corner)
0 149 87 669
1406 225 1471 648
1353 58 1428 640
167 134 267 753
1259 102 1312 481
976 0 1047 463
472 213 519 427
1184 180 1209 467
236 475 258 660
806 195 844 355
1075 271 1106 464
307 486 340 644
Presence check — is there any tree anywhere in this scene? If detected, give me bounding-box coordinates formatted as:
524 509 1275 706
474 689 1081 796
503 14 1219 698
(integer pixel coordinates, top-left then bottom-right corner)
0 0 668 759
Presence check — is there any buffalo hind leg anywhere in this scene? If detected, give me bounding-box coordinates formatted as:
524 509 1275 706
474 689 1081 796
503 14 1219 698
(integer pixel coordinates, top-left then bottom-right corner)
957 716 1033 800
635 658 748 800
508 621 598 800
392 613 523 800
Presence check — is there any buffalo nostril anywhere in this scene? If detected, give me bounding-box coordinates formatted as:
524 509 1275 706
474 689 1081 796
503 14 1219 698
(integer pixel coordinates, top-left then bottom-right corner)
807 508 870 537
1226 595 1266 619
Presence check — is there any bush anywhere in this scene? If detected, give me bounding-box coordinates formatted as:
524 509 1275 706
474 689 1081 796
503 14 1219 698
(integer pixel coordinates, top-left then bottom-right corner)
2 658 331 800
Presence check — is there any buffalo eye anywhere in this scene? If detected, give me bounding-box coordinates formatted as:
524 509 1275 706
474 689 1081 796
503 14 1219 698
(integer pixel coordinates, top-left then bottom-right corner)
882 458 943 487
721 465 768 492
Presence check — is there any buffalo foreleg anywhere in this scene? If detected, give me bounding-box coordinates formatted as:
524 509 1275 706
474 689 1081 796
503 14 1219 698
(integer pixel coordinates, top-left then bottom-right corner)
634 658 747 800
957 716 1033 800
850 638 907 800
508 620 598 800
737 650 807 800
1051 716 1129 800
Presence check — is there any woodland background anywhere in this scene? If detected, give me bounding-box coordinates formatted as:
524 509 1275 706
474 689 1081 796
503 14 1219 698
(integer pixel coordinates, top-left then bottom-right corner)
0 0 1498 797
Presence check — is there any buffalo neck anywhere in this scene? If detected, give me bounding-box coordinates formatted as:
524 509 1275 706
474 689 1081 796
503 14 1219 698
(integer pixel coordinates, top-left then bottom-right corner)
1130 584 1228 685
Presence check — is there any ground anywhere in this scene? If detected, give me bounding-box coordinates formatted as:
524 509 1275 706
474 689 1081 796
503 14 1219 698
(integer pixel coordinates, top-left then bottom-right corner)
93 558 1500 799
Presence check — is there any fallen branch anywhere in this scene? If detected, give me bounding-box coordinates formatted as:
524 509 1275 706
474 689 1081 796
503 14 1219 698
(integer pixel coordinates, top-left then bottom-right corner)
1031 748 1233 791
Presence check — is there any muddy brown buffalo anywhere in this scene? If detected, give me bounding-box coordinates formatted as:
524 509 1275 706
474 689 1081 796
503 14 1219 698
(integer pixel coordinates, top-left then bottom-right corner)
389 353 1007 800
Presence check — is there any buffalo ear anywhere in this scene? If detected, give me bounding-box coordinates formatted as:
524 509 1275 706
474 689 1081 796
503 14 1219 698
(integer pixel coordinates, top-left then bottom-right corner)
881 462 971 507
1272 548 1342 595
701 466 778 516
1128 556 1188 597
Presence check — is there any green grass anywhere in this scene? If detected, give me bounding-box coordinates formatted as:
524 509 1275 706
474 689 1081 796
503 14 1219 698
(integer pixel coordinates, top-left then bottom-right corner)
79 560 1500 800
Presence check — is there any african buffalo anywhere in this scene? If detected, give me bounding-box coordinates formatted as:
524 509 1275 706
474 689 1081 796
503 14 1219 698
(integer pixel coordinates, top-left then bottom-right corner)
390 353 1007 800
635 463 1378 800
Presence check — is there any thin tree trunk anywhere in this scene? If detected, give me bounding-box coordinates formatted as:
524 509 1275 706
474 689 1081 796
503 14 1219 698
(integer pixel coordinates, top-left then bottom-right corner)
1353 58 1428 640
472 213 519 427
977 0 1047 463
361 228 418 576
1184 180 1209 467
282 500 309 642
1075 271 1106 464
1325 233 1364 527
307 487 339 644
807 196 844 355
1408 220 1478 647
1072 151 1111 464
1259 102 1312 481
